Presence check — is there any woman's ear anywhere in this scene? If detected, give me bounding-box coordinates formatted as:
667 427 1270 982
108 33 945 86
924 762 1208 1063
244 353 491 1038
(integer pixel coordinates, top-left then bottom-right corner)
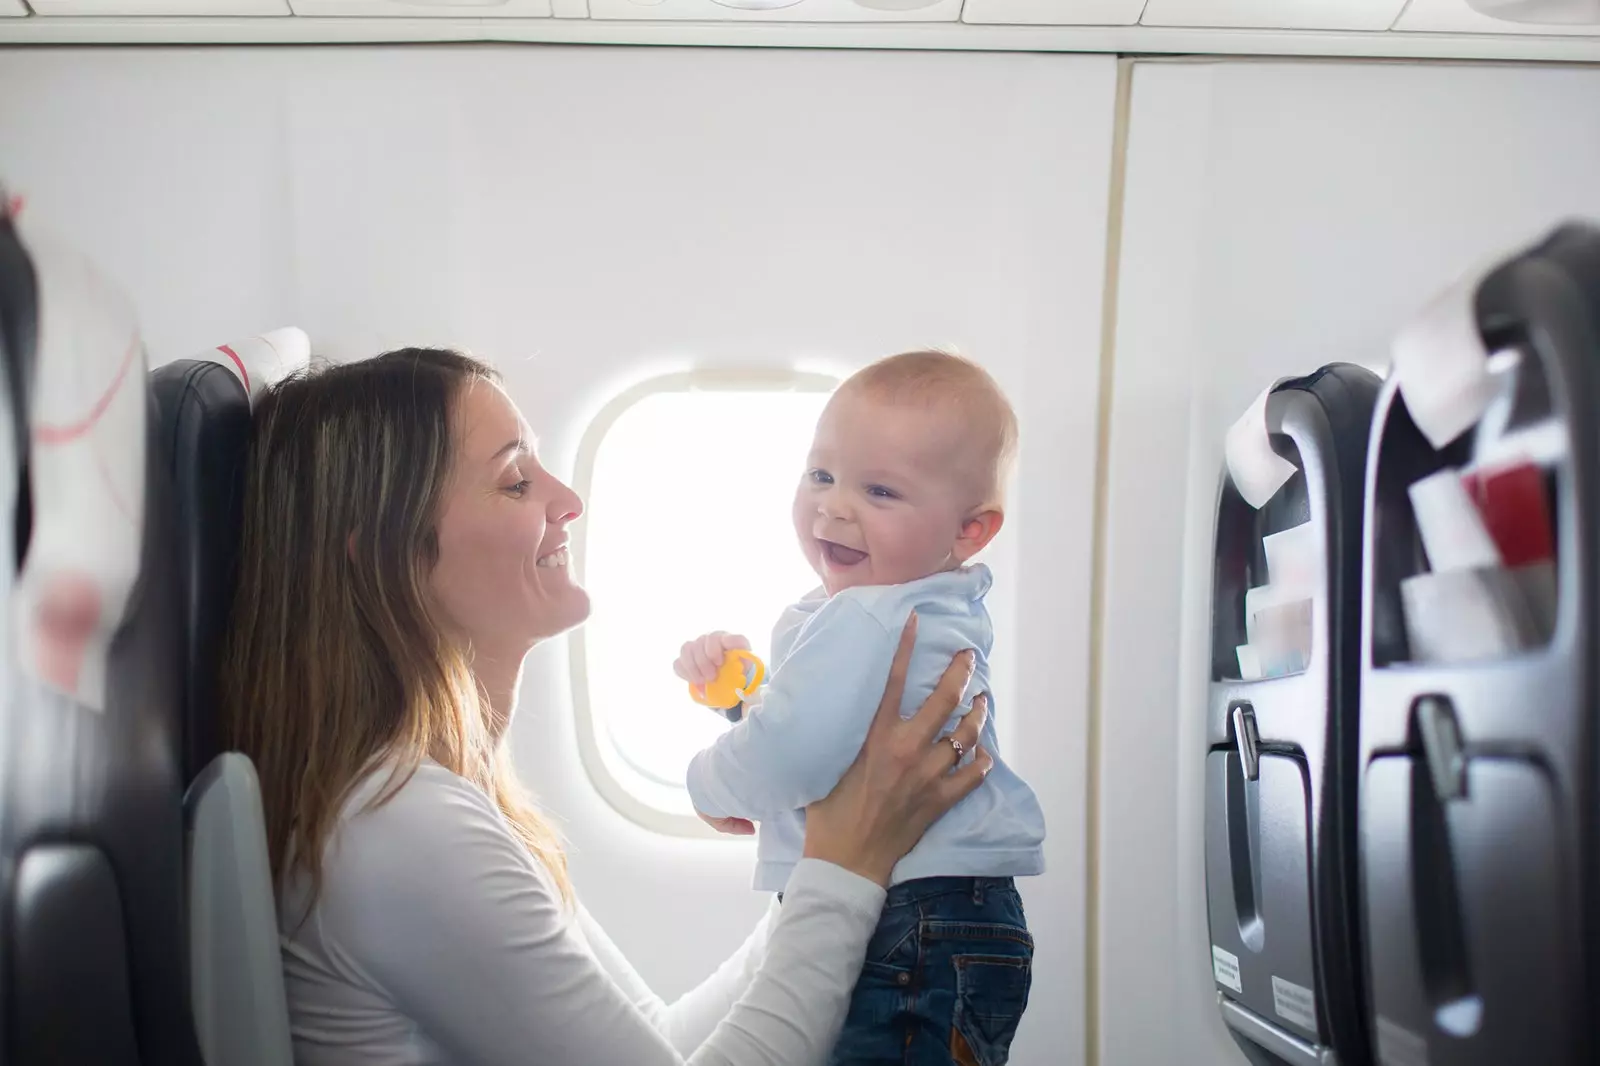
952 509 1004 563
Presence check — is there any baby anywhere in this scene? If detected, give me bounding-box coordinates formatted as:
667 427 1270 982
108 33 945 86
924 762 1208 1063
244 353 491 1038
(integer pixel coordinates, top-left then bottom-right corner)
675 349 1046 1066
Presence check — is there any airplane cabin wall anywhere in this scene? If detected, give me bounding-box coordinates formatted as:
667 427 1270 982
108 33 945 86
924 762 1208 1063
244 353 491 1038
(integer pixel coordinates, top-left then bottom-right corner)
0 45 1115 1066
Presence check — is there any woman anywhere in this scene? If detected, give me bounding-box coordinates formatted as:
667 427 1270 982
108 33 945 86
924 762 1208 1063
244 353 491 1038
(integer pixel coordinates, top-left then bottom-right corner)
221 347 993 1066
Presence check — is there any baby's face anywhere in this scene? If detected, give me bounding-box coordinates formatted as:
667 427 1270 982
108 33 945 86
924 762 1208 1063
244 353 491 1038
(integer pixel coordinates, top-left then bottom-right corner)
792 391 977 596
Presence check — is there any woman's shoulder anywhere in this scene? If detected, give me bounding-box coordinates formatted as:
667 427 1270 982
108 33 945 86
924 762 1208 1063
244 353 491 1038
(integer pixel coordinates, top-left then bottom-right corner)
283 760 581 1038
338 759 499 834
319 759 559 904
289 759 571 969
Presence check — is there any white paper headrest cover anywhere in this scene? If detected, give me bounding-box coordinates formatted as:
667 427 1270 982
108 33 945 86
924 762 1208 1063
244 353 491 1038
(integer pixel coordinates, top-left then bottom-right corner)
197 327 310 407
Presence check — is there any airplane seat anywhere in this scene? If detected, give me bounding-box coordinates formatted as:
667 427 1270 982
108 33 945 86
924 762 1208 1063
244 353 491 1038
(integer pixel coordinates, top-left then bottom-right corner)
0 210 204 1066
151 329 307 1066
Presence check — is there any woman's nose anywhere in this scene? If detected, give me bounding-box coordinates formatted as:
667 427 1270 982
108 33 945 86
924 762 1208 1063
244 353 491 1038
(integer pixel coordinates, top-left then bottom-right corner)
540 470 585 524
550 480 584 524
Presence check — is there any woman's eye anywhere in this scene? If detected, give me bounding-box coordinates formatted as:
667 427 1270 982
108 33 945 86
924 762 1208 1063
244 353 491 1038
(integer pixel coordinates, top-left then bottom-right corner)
506 480 531 497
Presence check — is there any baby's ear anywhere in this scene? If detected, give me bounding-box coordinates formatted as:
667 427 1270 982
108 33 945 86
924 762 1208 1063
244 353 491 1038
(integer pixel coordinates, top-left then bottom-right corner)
953 509 1004 563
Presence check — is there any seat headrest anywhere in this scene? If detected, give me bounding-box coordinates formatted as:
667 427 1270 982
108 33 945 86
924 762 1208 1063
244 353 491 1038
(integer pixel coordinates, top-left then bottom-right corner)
11 217 147 711
151 327 309 783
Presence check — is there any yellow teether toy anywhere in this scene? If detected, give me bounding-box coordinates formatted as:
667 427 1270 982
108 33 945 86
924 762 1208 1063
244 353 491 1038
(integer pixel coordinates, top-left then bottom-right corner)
690 649 766 722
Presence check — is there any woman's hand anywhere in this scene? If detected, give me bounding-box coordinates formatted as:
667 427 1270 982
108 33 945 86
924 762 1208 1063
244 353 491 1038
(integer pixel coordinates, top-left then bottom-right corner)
801 612 993 887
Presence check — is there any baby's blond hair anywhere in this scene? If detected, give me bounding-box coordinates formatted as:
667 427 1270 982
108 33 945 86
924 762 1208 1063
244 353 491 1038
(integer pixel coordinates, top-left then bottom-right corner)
835 348 1018 511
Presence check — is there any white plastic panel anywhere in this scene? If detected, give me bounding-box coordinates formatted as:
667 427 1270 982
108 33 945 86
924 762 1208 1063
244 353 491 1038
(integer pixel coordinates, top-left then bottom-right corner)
551 0 587 12
1140 0 1405 30
289 0 550 15
0 0 26 15
962 0 1146 23
590 0 960 20
1395 0 1600 33
27 0 286 12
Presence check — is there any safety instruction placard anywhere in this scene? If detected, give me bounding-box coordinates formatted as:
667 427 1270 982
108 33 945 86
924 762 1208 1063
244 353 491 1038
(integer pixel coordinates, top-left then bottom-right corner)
1271 975 1317 1032
1211 945 1242 994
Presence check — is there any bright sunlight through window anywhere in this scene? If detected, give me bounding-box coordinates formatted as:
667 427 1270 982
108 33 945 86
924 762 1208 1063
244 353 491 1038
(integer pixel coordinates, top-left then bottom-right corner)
572 374 834 831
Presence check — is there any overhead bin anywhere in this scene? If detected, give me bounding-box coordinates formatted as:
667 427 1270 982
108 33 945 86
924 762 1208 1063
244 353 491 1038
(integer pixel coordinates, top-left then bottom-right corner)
1140 0 1406 31
26 0 288 12
0 0 27 16
1395 0 1600 32
1204 365 1382 1066
588 0 961 20
1358 221 1600 1066
961 0 1147 24
288 0 551 16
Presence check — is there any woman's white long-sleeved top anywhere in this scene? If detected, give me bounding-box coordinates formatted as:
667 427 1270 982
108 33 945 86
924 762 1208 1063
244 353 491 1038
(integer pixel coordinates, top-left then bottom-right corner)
278 760 885 1066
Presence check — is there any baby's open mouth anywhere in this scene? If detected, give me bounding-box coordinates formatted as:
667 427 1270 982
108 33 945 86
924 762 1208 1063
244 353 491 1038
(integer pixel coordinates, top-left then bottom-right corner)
820 540 867 567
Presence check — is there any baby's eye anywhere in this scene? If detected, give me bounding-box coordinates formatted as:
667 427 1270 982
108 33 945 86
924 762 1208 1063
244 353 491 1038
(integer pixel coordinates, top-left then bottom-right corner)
867 485 899 500
808 469 834 486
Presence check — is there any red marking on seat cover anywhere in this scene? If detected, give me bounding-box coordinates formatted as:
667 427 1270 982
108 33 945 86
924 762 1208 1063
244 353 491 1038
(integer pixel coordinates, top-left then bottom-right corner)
33 572 102 695
33 333 141 446
5 195 22 218
217 343 250 392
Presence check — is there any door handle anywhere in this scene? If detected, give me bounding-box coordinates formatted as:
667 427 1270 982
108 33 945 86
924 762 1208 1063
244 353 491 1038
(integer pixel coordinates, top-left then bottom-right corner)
1232 704 1261 782
1416 695 1467 802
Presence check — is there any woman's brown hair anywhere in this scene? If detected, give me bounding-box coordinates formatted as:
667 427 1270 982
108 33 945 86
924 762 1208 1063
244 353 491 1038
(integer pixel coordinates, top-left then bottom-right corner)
221 347 571 909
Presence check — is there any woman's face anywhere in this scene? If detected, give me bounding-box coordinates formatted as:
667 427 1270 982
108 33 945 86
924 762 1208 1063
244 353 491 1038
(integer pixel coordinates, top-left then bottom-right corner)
428 378 589 656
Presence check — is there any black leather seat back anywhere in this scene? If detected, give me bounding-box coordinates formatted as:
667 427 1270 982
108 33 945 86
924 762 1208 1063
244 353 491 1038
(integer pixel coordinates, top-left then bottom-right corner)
149 329 306 786
151 358 254 785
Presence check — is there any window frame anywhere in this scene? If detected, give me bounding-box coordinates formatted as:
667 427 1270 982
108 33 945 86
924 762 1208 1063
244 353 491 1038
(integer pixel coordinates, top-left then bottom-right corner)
568 367 839 837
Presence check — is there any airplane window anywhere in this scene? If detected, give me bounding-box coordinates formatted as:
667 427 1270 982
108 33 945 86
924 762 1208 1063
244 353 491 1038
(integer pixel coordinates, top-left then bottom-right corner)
571 373 834 831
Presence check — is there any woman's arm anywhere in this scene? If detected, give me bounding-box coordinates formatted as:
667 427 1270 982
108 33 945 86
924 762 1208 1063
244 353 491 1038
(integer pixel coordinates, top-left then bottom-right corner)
691 861 884 1065
315 765 883 1066
576 896 776 1054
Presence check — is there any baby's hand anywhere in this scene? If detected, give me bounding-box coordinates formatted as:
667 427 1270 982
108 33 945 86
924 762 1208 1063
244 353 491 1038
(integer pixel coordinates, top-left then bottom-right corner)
673 631 751 688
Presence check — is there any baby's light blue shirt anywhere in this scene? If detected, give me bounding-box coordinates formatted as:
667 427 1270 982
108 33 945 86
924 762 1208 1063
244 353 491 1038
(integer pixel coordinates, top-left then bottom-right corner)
685 563 1047 892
